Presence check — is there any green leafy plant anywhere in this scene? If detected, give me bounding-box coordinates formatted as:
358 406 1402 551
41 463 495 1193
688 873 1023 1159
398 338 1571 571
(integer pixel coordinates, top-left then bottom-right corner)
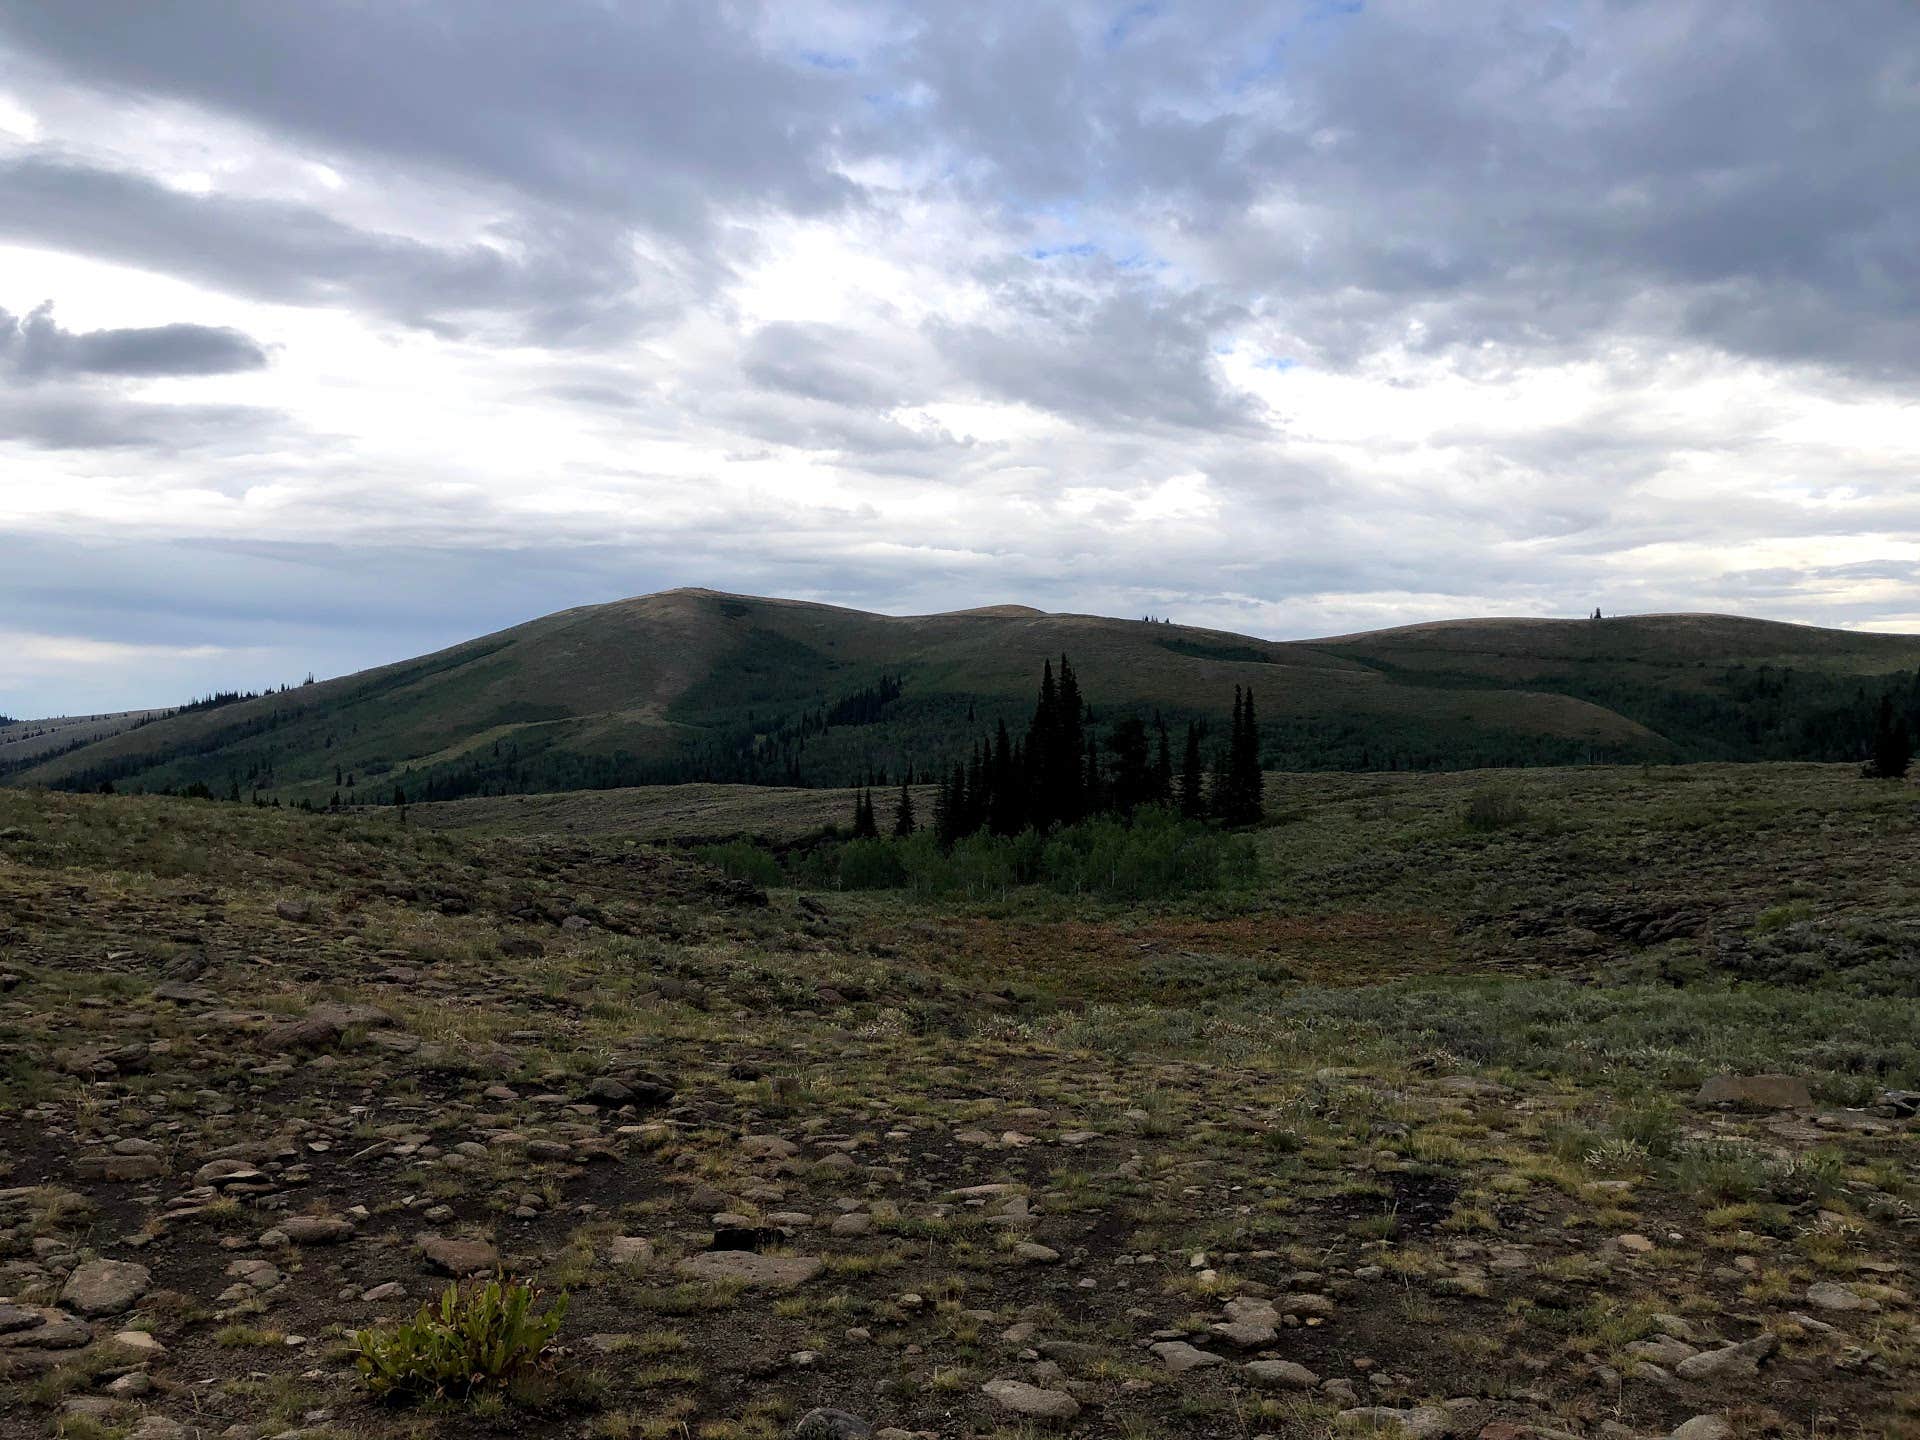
354 1277 568 1404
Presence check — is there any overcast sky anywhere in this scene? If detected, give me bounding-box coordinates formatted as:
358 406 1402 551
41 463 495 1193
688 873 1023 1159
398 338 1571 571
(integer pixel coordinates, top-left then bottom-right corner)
2 1 1917 716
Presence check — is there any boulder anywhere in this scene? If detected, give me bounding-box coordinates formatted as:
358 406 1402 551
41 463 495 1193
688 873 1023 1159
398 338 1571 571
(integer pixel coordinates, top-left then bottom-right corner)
981 1378 1080 1420
417 1234 499 1276
60 1259 151 1317
1151 1340 1226 1372
1336 1406 1460 1439
1693 1074 1811 1110
73 1153 166 1183
1675 1334 1776 1381
793 1409 873 1440
1244 1359 1320 1389
281 1214 354 1246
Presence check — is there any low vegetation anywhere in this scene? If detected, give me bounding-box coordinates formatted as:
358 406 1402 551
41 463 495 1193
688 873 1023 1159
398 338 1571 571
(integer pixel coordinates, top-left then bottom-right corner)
354 1278 569 1404
1 761 1916 1439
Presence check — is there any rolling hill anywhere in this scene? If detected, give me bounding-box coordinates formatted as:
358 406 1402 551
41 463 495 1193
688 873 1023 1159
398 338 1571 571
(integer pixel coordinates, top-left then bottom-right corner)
8 590 1920 804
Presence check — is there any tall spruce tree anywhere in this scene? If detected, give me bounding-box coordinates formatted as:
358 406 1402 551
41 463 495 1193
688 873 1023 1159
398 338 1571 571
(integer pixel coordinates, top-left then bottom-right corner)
1869 694 1913 779
892 780 916 836
1179 721 1205 818
1234 687 1264 824
851 787 879 839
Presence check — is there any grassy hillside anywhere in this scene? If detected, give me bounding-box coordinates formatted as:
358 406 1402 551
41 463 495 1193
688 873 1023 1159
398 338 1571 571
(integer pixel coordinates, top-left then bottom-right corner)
9 590 1920 803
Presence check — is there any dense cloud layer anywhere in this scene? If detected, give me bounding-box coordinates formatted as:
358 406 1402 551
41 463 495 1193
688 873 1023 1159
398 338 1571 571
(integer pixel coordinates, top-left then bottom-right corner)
1 1 1916 713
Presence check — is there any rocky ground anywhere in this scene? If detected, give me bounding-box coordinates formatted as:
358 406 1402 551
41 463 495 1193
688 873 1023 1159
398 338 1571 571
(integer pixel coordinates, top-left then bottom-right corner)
1 773 1916 1440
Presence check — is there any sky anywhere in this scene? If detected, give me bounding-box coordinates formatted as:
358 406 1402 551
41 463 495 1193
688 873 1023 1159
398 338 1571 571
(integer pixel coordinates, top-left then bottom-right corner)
2 1 1917 717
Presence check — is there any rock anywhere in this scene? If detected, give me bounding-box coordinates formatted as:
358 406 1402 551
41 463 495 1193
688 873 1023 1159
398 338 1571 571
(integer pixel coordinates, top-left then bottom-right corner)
741 1134 801 1160
73 1153 167 1182
0 1305 90 1348
281 1214 354 1246
1674 1334 1776 1381
108 1329 167 1356
794 1409 874 1440
361 1282 406 1302
830 1213 872 1237
1626 1337 1698 1367
610 1236 654 1266
1337 1406 1460 1438
1693 1074 1811 1110
676 1251 822 1290
263 1015 343 1052
1669 1418 1731 1440
1152 1340 1226 1372
417 1234 499 1276
1245 1359 1320 1389
195 1159 267 1189
130 1418 193 1440
274 898 314 923
60 1258 152 1317
982 1378 1081 1420
0 1304 40 1334
1013 1242 1060 1264
1805 1281 1878 1313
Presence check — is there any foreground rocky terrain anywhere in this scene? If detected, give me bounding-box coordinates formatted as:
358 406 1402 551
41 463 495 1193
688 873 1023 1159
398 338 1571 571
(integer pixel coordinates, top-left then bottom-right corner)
1 768 1916 1439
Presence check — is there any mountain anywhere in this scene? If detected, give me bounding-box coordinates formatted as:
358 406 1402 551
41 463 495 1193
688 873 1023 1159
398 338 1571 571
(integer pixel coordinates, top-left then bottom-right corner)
9 590 1920 804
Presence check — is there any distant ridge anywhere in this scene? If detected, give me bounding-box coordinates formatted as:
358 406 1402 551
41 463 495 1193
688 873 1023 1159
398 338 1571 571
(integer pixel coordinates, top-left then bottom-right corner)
10 590 1920 802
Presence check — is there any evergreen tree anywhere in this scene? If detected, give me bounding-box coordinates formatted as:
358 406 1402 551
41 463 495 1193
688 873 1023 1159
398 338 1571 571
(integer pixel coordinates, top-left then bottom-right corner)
852 787 880 839
1179 721 1205 818
988 720 1020 835
1057 656 1086 822
1105 714 1154 816
1153 716 1173 805
1868 694 1913 779
893 780 916 837
1231 687 1265 824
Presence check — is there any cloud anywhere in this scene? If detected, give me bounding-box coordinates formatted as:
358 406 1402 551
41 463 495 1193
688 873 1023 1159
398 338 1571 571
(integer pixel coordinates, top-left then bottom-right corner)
0 0 1917 712
0 301 266 379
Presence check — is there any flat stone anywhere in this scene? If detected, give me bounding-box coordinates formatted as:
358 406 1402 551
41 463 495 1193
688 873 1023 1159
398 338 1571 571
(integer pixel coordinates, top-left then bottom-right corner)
1805 1281 1878 1313
1337 1405 1460 1438
1244 1359 1320 1389
740 1133 801 1160
1693 1074 1811 1110
981 1378 1080 1420
417 1234 499 1275
610 1235 654 1266
1670 1418 1731 1440
793 1409 873 1440
1152 1339 1226 1372
1013 1242 1060 1264
281 1214 354 1246
61 1259 152 1317
0 1306 90 1348
676 1251 822 1290
1675 1334 1776 1381
73 1153 167 1182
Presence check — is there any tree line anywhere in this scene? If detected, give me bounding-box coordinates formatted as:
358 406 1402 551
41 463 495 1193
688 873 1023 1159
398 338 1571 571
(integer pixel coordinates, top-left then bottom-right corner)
847 655 1266 845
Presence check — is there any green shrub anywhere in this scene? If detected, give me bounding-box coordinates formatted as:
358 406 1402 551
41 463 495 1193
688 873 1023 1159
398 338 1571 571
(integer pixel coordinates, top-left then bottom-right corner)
695 841 783 889
354 1277 568 1404
1463 788 1529 831
836 837 909 890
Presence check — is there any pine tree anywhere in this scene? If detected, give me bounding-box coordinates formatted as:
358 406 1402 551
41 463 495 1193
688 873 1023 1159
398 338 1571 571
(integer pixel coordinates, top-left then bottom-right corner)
1057 656 1086 822
852 787 879 839
1153 716 1173 805
1179 721 1205 818
1237 687 1264 824
893 780 916 837
1869 694 1913 779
